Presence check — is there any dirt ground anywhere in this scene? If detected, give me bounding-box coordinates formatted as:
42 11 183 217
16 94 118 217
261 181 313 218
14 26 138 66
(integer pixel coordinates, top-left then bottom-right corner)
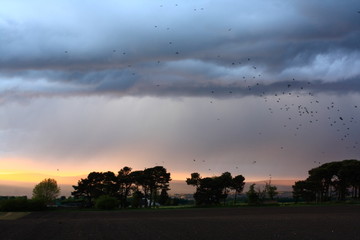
1 205 359 240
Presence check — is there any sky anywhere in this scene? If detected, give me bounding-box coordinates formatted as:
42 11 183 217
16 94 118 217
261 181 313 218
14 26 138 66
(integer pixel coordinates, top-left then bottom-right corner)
1 0 360 190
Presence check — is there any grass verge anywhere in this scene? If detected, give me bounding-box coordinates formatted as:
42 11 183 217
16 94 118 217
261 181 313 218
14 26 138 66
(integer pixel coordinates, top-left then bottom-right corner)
0 212 30 220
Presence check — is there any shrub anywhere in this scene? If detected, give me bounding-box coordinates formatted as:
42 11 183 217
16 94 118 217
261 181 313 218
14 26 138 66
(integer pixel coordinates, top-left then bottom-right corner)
0 198 27 212
95 195 119 210
28 199 47 211
0 197 47 212
246 184 260 205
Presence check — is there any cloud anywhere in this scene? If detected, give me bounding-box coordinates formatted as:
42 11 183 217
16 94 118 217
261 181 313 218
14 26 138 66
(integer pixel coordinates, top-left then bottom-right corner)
1 0 359 100
2 92 360 178
1 0 360 181
280 50 360 82
1 71 360 105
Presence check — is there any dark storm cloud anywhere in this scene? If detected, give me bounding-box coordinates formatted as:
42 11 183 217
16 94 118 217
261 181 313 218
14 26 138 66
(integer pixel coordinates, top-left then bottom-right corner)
1 0 360 102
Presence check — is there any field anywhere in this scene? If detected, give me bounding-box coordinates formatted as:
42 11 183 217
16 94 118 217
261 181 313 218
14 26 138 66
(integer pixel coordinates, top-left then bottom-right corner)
1 205 359 240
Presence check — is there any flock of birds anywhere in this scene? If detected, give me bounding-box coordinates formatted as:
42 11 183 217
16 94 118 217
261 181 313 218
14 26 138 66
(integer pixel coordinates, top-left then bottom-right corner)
61 4 360 175
191 72 360 172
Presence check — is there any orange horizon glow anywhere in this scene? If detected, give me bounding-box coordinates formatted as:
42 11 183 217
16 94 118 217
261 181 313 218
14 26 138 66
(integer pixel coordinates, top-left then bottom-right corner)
0 170 299 186
0 171 192 184
0 158 300 187
0 171 86 185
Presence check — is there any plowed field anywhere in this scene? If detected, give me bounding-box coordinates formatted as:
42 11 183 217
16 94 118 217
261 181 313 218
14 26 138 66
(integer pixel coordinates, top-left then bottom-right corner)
1 205 359 240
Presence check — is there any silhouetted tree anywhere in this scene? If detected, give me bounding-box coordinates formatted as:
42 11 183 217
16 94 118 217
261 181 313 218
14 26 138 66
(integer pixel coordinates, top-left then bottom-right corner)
219 172 233 205
72 171 118 205
231 175 245 204
292 180 316 203
246 183 259 205
187 172 240 205
264 181 278 200
292 159 360 202
118 166 172 208
192 177 222 205
128 170 148 207
101 171 118 197
143 166 171 208
186 172 201 188
72 166 171 208
336 160 360 200
117 166 133 208
158 188 170 205
129 170 145 191
131 190 144 208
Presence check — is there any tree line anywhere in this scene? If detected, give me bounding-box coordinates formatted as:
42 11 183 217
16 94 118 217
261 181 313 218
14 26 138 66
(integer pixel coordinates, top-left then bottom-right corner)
292 159 360 202
186 172 245 205
1 166 280 211
186 172 279 205
71 166 171 208
72 168 279 207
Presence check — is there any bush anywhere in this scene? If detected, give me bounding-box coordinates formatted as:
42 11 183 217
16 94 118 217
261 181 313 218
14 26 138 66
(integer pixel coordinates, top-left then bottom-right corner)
95 195 119 210
0 197 47 212
246 184 260 205
0 198 28 212
28 199 47 211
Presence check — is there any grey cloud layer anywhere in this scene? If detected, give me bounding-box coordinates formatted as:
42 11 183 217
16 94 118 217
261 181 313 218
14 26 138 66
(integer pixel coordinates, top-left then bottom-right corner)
1 0 360 101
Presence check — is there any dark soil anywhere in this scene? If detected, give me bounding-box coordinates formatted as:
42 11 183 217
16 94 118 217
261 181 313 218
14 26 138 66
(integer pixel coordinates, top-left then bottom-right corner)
1 205 359 240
